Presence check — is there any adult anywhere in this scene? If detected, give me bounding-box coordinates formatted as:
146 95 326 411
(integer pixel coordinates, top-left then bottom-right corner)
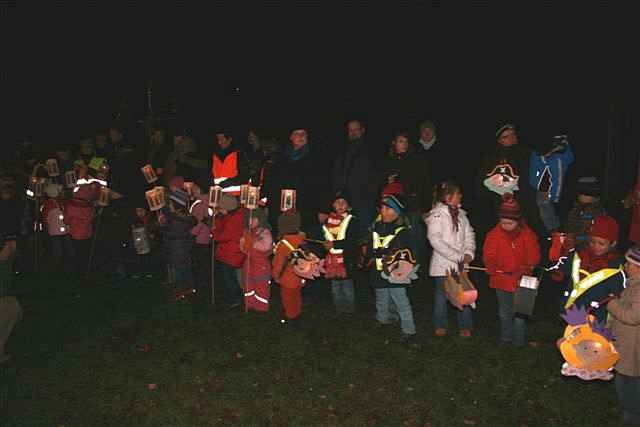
209 130 250 196
382 130 432 269
416 119 458 186
475 124 541 237
165 128 208 189
266 127 326 235
245 129 266 186
332 119 379 237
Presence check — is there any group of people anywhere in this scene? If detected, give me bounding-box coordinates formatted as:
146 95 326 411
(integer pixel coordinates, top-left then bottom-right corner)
2 118 640 424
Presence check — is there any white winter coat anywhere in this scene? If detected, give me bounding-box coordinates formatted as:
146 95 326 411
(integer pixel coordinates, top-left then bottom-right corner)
424 202 476 277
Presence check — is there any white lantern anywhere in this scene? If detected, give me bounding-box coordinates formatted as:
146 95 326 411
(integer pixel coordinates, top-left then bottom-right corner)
132 226 151 255
239 184 250 206
246 186 260 210
98 186 110 207
32 177 46 197
280 189 296 212
208 185 222 208
141 164 158 184
64 170 77 188
145 186 166 211
46 159 60 177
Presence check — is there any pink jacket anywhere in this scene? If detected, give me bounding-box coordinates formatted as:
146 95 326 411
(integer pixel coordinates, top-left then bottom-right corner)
240 227 273 285
189 196 212 245
43 198 69 236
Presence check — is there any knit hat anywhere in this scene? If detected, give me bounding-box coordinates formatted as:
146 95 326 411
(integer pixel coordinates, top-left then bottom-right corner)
625 245 640 267
419 120 437 134
380 194 406 216
498 193 522 220
218 194 238 211
589 215 619 243
576 176 601 198
496 123 516 139
169 188 190 207
278 210 301 235
169 176 185 190
381 182 405 197
332 189 351 206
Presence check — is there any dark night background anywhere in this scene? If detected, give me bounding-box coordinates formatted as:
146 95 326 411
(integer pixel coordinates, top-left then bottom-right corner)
5 6 639 206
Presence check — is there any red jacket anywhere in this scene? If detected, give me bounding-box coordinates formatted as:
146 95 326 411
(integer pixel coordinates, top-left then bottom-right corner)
272 233 305 289
213 208 246 267
483 224 541 292
64 198 95 240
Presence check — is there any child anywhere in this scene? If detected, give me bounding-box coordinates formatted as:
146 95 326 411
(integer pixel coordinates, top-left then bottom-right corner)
158 188 196 295
551 215 625 323
322 190 360 316
64 182 97 277
425 181 476 337
607 245 640 426
529 135 574 235
213 194 246 308
272 210 306 321
565 176 605 246
240 208 273 312
483 193 540 346
42 183 73 275
367 194 418 343
189 186 213 306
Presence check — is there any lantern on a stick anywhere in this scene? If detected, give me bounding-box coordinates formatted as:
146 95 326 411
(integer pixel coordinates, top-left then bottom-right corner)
132 226 151 255
141 164 158 184
64 170 77 188
239 184 250 206
46 159 60 177
208 185 223 208
280 189 296 212
246 186 260 210
145 186 166 211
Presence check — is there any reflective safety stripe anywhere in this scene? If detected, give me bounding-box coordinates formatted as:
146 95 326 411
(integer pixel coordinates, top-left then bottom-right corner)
244 290 255 297
254 295 269 304
571 253 582 285
222 185 241 193
214 177 228 185
76 177 108 186
372 226 406 271
322 214 353 255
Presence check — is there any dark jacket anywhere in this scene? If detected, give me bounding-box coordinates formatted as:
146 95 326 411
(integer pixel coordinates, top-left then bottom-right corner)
381 146 431 213
366 215 415 289
332 138 379 212
159 208 196 265
266 142 327 233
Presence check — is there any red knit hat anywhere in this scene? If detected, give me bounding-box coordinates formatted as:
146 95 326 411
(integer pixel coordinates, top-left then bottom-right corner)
498 193 521 220
381 182 405 197
589 215 619 243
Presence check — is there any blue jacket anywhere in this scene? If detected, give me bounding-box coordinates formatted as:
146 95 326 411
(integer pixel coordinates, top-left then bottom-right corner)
529 145 574 203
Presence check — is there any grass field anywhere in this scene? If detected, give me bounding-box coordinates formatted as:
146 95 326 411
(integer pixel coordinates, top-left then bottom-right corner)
1 270 624 426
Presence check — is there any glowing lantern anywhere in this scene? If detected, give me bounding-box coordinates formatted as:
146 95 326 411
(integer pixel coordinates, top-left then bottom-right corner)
46 159 60 177
240 184 250 206
132 227 151 255
246 186 260 210
281 189 296 212
208 186 222 208
141 164 158 184
64 170 78 188
145 186 166 211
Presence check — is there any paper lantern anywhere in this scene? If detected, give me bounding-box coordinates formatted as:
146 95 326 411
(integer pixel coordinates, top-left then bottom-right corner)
184 181 194 197
514 275 540 316
208 185 222 208
46 159 60 177
141 164 158 184
64 170 78 188
240 184 250 206
145 186 166 211
280 189 296 212
97 186 111 207
31 177 46 198
132 226 151 255
246 186 260 210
